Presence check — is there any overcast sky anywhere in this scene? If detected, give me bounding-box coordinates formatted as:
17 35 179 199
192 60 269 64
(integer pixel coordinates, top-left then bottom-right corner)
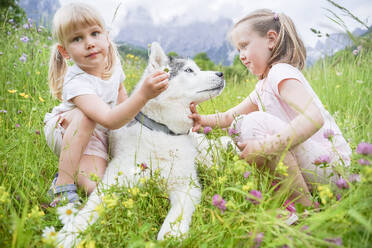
60 0 371 47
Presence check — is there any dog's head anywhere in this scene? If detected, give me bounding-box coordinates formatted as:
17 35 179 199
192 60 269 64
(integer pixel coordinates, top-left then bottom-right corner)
143 42 225 105
136 42 225 133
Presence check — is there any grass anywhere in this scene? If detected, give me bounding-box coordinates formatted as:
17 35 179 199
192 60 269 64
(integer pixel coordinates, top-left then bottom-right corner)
0 19 371 248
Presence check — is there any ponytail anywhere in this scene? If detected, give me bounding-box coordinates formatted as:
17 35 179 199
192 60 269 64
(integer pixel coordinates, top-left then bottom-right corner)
268 13 306 71
48 44 67 101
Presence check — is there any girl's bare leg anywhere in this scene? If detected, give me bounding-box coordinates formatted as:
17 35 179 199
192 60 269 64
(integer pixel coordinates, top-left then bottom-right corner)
269 151 312 207
77 155 107 194
55 108 96 188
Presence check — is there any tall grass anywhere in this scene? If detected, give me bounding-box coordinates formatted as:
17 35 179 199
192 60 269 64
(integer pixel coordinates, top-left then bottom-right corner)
0 18 371 248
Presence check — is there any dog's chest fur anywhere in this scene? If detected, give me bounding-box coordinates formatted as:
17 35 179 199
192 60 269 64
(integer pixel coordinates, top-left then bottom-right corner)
110 122 197 174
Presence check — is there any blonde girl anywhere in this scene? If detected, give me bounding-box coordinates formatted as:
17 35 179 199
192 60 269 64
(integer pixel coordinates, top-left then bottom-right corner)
189 9 351 206
44 3 169 206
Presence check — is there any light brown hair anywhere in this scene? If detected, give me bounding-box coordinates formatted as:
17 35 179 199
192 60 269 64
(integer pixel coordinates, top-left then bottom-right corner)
48 3 119 100
230 9 306 78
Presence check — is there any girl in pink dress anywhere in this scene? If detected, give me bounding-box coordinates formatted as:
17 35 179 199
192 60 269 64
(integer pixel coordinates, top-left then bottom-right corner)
189 9 351 206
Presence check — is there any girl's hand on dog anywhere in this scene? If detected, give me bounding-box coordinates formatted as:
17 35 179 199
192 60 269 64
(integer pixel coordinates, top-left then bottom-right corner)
189 102 202 132
140 71 169 99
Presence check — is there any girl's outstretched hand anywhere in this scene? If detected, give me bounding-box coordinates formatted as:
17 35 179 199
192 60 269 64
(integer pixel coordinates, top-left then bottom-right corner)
140 71 169 100
189 102 202 132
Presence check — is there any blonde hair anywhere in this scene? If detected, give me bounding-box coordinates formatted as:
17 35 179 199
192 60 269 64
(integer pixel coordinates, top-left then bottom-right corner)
48 3 119 100
230 9 306 78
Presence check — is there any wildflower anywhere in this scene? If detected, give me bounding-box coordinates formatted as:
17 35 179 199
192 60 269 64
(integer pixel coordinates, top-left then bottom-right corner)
335 71 342 76
138 162 148 171
348 174 361 183
203 126 212 134
15 124 20 128
48 36 52 40
35 130 40 135
0 110 7 114
212 194 226 212
313 155 331 166
0 52 2 55
39 96 45 102
89 173 100 182
323 129 334 140
247 190 262 205
217 176 227 184
9 19 14 24
20 36 29 43
36 71 40 75
358 159 370 166
254 232 264 248
102 194 118 208
356 142 372 155
336 177 349 189
242 181 254 191
57 203 78 225
243 171 250 178
283 200 296 213
123 198 134 209
17 110 22 114
8 89 17 94
318 185 333 204
19 53 27 63
271 181 280 192
324 237 342 246
352 49 359 55
276 161 288 176
0 186 10 204
7 31 11 35
94 203 104 216
228 127 238 136
27 205 45 218
42 226 57 244
129 187 139 196
23 23 30 29
336 194 341 201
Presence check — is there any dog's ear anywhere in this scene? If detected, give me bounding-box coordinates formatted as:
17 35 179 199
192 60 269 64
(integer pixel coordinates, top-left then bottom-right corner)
149 42 168 71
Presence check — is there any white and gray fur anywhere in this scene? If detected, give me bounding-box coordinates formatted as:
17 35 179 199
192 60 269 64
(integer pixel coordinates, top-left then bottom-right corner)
55 42 225 247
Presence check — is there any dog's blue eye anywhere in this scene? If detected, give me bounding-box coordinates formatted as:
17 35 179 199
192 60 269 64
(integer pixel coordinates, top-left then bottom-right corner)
185 68 193 73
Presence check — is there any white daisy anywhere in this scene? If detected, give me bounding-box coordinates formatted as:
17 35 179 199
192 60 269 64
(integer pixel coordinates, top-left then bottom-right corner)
57 203 78 225
42 226 57 244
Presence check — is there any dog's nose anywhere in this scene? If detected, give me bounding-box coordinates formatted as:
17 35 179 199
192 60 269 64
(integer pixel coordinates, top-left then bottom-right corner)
215 72 224 78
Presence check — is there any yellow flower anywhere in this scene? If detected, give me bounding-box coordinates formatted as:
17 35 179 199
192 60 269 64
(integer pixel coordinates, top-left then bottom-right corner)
129 187 139 196
242 181 254 191
218 176 227 184
36 71 40 75
19 92 25 97
95 203 104 216
28 205 45 218
123 198 134 209
103 194 118 208
39 96 45 102
8 89 17 94
276 161 288 177
0 186 10 204
24 94 29 99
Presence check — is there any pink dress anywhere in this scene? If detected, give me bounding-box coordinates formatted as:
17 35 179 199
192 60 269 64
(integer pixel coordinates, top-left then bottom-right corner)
234 63 351 184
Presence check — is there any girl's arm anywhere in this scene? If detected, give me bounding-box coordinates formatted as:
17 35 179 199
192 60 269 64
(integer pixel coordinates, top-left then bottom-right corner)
238 79 324 159
72 71 168 130
190 97 258 132
116 83 128 104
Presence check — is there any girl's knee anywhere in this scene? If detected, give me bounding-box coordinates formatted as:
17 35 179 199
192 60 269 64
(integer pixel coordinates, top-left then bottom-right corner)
68 108 96 131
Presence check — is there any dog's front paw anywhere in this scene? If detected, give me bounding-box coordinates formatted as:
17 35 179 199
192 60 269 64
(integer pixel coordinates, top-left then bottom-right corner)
56 223 81 248
157 221 188 240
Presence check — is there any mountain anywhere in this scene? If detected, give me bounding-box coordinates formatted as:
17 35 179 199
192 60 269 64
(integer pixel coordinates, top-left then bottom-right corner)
305 27 369 65
19 0 60 26
115 7 236 65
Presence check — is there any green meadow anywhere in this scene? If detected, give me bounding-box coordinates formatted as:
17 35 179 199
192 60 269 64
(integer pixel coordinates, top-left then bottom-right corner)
0 17 371 248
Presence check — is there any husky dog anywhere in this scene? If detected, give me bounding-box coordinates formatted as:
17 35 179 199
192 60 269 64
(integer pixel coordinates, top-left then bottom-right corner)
56 42 225 247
